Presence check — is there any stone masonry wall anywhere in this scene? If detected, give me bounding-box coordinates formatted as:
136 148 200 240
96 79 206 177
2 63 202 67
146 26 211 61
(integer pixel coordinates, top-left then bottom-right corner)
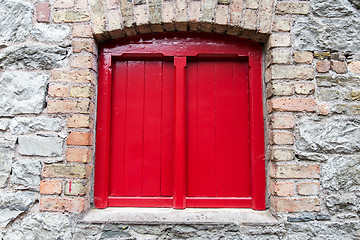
0 0 360 239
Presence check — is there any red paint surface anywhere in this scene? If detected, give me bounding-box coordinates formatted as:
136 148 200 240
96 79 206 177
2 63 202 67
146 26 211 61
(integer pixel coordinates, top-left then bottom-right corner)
95 33 265 209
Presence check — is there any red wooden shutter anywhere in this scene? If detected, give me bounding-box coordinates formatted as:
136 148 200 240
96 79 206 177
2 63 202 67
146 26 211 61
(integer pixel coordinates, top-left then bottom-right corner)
94 33 265 210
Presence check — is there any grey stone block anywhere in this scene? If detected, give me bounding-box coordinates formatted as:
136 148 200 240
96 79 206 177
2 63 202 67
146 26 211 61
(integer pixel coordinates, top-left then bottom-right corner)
10 159 42 189
9 116 65 135
0 71 48 116
18 136 63 157
32 24 70 42
0 137 16 188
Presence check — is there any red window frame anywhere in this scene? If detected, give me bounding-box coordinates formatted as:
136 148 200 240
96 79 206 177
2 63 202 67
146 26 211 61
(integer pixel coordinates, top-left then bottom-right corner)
94 32 265 210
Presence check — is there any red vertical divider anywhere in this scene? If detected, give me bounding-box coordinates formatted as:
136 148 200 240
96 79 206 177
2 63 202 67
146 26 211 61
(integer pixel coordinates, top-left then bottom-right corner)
215 60 235 197
233 60 251 197
94 52 112 208
142 60 162 196
173 57 187 209
109 61 128 196
161 60 175 196
249 51 266 210
123 61 145 196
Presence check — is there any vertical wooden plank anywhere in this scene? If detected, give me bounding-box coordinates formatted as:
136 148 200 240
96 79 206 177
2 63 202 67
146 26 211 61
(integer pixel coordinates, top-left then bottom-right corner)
109 61 128 196
123 60 145 196
233 60 251 197
173 56 186 209
215 60 235 197
249 51 266 210
161 60 175 196
94 52 112 208
195 60 217 196
186 59 199 197
142 60 162 196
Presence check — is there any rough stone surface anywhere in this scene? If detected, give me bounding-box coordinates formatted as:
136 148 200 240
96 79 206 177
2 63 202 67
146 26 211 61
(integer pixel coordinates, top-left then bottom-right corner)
31 24 70 42
18 136 63 157
0 119 10 131
0 0 33 42
9 116 65 135
0 45 67 70
11 159 42 190
0 72 48 116
0 137 16 188
297 120 360 154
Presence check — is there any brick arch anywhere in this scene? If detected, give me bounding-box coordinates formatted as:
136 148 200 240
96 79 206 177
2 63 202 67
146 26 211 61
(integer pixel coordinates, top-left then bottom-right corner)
88 0 275 42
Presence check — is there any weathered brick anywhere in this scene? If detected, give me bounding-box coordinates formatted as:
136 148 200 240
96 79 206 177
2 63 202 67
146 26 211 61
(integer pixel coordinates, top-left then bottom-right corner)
294 82 315 95
270 164 320 179
64 180 87 196
175 0 188 27
73 40 94 53
331 60 347 74
230 0 243 26
271 114 295 129
189 1 201 31
297 182 320 196
271 182 294 197
294 51 313 64
245 0 259 9
316 60 330 73
271 197 320 212
276 2 310 15
66 147 92 163
272 18 291 32
40 180 62 195
269 98 316 112
73 25 93 38
76 0 88 8
48 84 69 97
36 2 50 23
271 148 294 161
54 0 74 8
317 102 330 115
134 5 150 31
51 70 95 83
271 65 314 80
163 2 175 31
68 115 92 128
42 164 91 178
349 61 360 74
47 100 91 114
269 82 293 96
67 132 92 146
70 86 93 98
215 5 228 26
71 55 95 69
107 0 120 9
53 10 91 23
314 52 330 60
269 34 291 47
258 0 274 33
244 9 257 30
272 131 294 145
107 11 124 38
40 197 86 212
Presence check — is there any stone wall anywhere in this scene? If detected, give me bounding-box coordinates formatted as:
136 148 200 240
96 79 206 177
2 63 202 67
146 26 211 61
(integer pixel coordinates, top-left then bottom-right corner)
0 0 360 239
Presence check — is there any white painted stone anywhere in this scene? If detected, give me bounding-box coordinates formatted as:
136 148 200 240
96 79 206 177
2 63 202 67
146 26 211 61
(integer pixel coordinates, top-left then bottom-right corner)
0 72 48 116
9 116 66 134
0 119 10 131
10 159 42 189
0 0 33 42
32 24 70 42
0 209 22 228
18 136 63 157
0 137 16 188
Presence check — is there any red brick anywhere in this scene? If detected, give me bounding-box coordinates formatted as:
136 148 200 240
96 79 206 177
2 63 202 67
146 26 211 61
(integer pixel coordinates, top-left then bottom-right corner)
331 60 347 74
40 197 85 212
40 180 62 195
73 25 93 38
271 197 320 212
316 60 330 73
66 147 92 163
67 115 92 128
271 181 294 197
270 164 320 179
48 84 69 97
269 98 317 112
271 114 295 129
36 2 50 22
297 182 320 196
67 132 92 146
47 100 91 114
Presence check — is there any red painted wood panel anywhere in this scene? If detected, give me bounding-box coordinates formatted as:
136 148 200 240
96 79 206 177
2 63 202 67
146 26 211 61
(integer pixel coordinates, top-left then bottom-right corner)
109 58 174 198
186 58 251 200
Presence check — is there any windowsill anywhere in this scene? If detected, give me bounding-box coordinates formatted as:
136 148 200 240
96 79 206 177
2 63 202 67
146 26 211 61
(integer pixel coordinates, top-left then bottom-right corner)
81 207 279 225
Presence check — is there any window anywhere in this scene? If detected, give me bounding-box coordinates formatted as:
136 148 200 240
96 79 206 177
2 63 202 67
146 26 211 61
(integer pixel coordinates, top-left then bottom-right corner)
94 33 265 210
